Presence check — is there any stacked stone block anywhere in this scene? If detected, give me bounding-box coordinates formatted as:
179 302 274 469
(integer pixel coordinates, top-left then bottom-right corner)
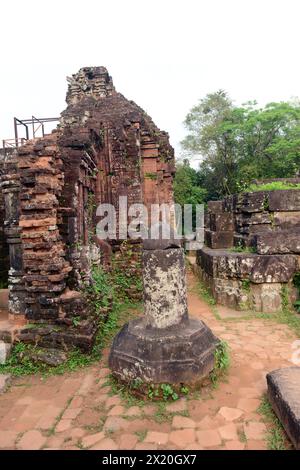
197 186 300 313
205 200 234 249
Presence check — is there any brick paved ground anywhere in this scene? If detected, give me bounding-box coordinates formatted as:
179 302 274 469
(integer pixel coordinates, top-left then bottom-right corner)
0 271 296 450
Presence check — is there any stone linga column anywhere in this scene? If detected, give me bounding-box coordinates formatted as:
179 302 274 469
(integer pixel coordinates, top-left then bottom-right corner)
109 234 219 386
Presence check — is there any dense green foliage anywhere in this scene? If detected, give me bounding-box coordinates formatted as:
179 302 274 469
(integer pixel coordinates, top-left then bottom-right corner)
173 160 207 232
180 91 300 200
173 160 207 206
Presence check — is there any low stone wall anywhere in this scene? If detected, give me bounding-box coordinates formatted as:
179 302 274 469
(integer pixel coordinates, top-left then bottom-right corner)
196 247 298 312
197 188 300 313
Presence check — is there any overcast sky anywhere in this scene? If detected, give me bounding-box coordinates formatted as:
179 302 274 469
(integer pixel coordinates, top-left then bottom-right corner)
1 0 299 164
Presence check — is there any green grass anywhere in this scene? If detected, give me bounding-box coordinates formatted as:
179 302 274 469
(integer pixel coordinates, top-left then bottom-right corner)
135 430 147 442
153 402 189 424
105 372 192 404
210 340 230 387
258 395 288 450
245 182 300 192
192 279 216 307
237 429 247 444
192 278 222 320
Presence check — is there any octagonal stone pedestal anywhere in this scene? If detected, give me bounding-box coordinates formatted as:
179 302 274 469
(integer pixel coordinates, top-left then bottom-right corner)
109 231 219 387
109 317 218 385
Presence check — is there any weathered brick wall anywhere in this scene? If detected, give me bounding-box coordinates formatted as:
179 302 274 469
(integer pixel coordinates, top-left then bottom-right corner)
0 155 9 287
59 67 175 282
1 66 175 351
17 133 72 318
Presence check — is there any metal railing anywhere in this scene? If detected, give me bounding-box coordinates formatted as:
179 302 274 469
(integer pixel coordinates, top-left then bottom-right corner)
1 116 60 156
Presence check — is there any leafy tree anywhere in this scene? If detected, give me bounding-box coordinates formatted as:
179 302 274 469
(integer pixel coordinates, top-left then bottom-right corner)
181 91 300 198
173 159 207 206
173 159 207 234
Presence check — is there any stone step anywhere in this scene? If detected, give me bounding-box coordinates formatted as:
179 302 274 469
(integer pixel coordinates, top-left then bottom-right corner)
267 367 300 450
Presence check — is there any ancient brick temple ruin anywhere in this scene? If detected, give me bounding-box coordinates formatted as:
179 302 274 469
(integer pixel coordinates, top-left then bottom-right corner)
196 181 300 313
0 67 175 353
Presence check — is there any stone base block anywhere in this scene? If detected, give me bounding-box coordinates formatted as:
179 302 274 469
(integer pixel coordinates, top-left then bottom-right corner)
207 200 224 213
273 211 300 230
210 213 233 232
255 231 300 255
267 367 300 450
269 190 300 212
0 374 11 394
214 278 249 310
197 247 297 284
195 262 297 313
109 317 219 385
251 283 283 312
0 342 12 364
205 230 234 249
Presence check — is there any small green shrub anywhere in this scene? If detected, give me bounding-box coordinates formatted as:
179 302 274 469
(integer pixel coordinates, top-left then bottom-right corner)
214 340 230 372
148 384 160 400
210 340 230 386
83 265 114 316
241 279 251 292
147 383 179 401
160 384 179 401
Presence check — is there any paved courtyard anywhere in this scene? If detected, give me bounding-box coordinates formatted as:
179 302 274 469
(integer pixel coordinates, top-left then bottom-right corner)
0 271 296 450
